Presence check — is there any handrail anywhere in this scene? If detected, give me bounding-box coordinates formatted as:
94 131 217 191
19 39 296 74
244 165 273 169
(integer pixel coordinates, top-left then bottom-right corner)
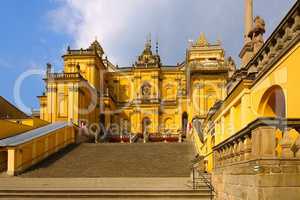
191 166 215 200
131 134 139 143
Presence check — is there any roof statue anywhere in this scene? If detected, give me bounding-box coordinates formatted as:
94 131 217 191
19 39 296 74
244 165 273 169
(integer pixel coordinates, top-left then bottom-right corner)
195 33 209 46
248 16 266 54
248 16 266 38
224 56 236 78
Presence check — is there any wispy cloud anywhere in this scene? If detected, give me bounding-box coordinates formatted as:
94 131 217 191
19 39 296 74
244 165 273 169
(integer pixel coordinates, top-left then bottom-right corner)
47 0 295 66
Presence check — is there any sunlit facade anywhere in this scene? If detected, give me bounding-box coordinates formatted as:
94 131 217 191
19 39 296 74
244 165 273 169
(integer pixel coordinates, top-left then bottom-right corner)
38 34 234 138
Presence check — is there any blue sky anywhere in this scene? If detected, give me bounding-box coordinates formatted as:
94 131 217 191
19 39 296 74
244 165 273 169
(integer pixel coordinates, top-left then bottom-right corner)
0 0 295 113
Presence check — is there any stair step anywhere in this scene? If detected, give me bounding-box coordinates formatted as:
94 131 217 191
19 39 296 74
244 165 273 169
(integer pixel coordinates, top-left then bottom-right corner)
21 143 195 178
0 191 212 199
0 177 213 199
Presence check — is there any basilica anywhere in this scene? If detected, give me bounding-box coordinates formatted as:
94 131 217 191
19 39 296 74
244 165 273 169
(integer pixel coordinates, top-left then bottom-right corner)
0 0 300 199
38 33 235 139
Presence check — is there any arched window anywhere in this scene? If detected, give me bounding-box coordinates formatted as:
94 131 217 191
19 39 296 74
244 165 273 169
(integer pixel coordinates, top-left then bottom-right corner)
182 112 188 135
142 117 151 134
99 113 106 136
164 118 173 133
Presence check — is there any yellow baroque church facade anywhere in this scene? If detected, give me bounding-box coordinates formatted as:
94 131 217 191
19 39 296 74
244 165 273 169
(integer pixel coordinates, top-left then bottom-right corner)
38 34 235 138
1 1 300 199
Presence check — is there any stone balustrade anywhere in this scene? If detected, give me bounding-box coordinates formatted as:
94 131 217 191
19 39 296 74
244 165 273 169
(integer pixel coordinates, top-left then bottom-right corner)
248 6 300 77
213 118 300 169
226 6 300 95
47 72 83 80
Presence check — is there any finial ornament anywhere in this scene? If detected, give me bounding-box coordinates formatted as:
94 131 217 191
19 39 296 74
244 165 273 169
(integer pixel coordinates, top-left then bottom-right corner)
156 40 159 55
148 33 152 45
196 33 209 46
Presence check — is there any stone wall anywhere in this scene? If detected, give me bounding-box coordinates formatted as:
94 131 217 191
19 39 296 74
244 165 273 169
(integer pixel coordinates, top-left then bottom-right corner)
211 119 300 200
212 159 300 200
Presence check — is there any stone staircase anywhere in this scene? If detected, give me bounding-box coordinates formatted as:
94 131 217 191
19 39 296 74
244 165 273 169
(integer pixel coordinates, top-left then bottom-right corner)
4 142 214 199
21 142 195 177
0 177 213 199
0 189 212 199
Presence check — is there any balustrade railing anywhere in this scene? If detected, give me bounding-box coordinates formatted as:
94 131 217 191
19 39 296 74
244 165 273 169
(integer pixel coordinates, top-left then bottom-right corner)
213 118 300 169
47 73 83 80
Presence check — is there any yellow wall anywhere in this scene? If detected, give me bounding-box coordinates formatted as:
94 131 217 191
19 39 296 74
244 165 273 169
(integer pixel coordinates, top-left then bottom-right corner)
5 125 75 175
201 41 300 172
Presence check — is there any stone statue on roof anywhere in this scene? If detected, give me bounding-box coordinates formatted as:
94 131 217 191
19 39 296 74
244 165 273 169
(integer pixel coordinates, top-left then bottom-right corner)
248 16 266 53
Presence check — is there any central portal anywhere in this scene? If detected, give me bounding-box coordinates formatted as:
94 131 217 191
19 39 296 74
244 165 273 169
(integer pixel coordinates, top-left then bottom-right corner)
142 117 151 142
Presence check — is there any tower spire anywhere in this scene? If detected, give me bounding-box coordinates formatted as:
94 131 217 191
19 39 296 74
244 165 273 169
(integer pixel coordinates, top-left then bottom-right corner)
244 0 253 44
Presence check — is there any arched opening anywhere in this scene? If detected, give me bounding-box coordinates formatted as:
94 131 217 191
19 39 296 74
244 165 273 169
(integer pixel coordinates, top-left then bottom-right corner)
164 118 173 134
99 113 106 136
182 112 188 137
142 117 151 135
259 85 286 118
121 118 130 136
205 90 217 114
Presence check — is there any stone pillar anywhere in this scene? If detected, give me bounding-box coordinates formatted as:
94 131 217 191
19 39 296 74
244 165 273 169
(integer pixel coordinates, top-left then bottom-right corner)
293 137 300 158
220 148 224 166
251 126 276 159
239 138 245 161
244 135 252 160
229 145 234 164
7 149 17 176
233 142 239 162
223 147 228 165
244 0 253 43
235 139 241 162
